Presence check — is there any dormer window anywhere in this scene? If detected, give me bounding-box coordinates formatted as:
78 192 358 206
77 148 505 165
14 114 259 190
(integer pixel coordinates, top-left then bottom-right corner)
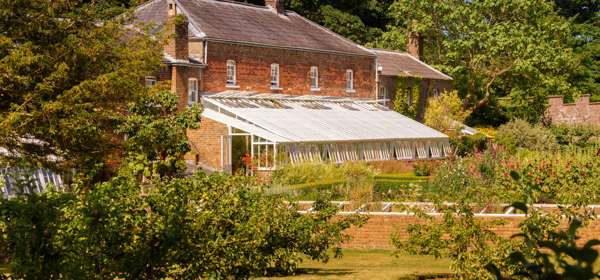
145 76 157 87
310 66 319 91
270 63 280 89
188 78 198 106
226 60 237 87
346 69 354 92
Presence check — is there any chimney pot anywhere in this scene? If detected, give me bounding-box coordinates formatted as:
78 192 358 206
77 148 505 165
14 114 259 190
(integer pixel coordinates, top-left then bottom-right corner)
265 0 285 14
167 0 177 17
407 31 424 61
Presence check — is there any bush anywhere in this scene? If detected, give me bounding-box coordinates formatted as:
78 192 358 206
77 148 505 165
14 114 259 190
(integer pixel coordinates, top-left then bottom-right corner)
413 162 433 176
495 119 558 152
0 173 366 279
550 123 600 148
452 133 489 156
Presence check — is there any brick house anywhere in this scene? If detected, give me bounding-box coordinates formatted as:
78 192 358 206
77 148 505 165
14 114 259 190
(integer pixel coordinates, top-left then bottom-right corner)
371 33 453 121
134 0 453 173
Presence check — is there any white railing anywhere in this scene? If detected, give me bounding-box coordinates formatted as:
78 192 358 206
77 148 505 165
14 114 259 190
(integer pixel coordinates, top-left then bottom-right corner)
292 201 600 217
1 168 66 198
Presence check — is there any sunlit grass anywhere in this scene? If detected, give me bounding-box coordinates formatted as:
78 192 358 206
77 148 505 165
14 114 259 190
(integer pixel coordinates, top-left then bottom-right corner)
259 249 452 280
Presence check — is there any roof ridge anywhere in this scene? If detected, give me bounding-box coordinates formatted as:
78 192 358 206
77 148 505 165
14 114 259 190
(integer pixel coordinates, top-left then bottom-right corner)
134 0 163 12
370 48 409 55
295 14 374 57
372 48 452 80
209 0 271 10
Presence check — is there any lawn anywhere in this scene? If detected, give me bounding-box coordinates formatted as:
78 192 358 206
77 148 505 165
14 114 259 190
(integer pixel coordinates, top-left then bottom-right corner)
259 249 452 280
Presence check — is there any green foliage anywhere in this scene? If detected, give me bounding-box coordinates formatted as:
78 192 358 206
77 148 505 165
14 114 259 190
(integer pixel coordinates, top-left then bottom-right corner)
117 84 202 179
550 123 600 148
379 0 585 123
0 0 163 178
451 133 489 156
392 201 516 279
393 77 421 119
283 0 391 45
424 91 471 139
396 161 600 279
271 162 375 186
495 120 559 152
0 173 366 279
412 162 432 177
487 205 600 279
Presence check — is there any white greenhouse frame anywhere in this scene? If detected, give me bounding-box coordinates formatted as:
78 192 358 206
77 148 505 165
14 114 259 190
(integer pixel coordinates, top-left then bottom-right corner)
201 92 451 173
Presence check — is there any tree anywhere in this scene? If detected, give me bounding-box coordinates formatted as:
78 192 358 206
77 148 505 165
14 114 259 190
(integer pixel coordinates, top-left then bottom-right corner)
378 0 582 123
424 91 471 139
0 1 163 179
117 84 202 181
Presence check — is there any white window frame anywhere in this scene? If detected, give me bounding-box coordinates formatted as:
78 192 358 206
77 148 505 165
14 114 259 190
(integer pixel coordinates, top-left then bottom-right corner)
145 76 157 87
310 66 319 91
188 78 198 106
270 63 280 89
407 86 413 105
378 86 388 106
226 60 237 87
345 69 354 92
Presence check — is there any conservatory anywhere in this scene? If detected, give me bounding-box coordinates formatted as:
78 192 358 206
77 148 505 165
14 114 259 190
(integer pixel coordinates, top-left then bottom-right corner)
199 92 450 173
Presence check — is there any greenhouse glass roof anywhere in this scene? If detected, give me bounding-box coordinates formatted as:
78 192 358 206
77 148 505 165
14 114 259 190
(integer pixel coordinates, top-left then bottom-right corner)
201 92 448 144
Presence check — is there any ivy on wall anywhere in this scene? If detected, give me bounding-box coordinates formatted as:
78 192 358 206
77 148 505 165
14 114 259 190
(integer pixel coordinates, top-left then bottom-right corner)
393 77 422 119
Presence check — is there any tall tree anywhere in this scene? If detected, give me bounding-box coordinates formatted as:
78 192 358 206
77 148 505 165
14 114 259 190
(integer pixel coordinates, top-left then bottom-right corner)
237 0 393 45
0 1 163 178
378 0 583 123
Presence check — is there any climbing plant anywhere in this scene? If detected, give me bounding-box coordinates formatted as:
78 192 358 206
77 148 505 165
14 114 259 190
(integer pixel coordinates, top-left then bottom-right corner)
393 77 422 119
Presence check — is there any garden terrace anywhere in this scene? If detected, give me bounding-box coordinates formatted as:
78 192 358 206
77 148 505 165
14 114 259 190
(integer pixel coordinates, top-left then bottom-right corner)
200 92 450 173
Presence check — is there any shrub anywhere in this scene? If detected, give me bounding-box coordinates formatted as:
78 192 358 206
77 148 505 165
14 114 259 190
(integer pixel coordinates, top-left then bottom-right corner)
0 173 366 279
550 123 600 148
271 162 375 187
452 133 489 156
424 90 471 139
495 119 558 152
413 162 433 176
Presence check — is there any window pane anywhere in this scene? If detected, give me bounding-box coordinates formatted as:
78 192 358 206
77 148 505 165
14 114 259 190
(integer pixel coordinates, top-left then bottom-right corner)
310 67 318 89
271 64 279 87
226 60 236 85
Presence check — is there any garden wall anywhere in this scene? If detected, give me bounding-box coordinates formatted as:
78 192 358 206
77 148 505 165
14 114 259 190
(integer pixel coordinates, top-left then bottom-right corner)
546 95 600 125
341 213 600 249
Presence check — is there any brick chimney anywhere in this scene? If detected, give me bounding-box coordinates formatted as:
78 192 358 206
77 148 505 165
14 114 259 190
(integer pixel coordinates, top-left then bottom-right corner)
166 0 188 60
265 0 284 14
407 31 423 60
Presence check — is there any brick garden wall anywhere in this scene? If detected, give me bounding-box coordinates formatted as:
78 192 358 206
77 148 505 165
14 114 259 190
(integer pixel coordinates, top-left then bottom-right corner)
546 95 600 125
342 213 600 249
203 41 376 98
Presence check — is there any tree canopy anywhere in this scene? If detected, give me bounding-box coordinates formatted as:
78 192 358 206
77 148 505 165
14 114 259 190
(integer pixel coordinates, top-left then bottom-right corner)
0 1 163 178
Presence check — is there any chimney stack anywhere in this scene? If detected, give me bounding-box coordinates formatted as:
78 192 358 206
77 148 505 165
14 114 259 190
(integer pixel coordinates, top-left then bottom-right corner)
407 31 423 60
167 0 177 17
165 0 188 60
265 0 285 14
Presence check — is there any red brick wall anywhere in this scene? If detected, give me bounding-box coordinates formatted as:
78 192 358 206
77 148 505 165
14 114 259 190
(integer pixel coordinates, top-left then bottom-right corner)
546 95 600 125
186 117 229 172
203 41 376 98
342 214 600 249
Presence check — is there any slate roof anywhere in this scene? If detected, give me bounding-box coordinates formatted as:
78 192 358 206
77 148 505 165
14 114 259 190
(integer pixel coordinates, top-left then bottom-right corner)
134 0 373 56
371 49 452 80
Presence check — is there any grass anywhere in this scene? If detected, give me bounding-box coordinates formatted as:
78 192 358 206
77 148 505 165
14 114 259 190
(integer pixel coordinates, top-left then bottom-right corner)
259 249 452 280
